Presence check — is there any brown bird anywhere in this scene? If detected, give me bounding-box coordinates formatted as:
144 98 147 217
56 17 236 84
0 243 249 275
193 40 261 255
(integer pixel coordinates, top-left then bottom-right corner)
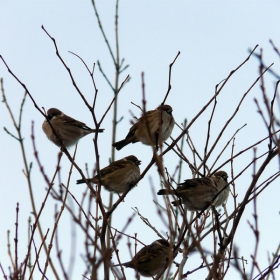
112 104 175 150
42 108 104 147
76 155 141 193
157 171 229 211
112 239 170 277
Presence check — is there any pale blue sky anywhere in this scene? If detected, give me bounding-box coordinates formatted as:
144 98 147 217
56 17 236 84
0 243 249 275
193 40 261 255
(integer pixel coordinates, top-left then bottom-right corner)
1 1 280 279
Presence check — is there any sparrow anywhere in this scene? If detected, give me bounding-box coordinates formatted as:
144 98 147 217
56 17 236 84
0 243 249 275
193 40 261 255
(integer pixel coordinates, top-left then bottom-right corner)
112 239 170 277
42 108 104 147
112 104 175 150
76 155 141 193
157 171 229 211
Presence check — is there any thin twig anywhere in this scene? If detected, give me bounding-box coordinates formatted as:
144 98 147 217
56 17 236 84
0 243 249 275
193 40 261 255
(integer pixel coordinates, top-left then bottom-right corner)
162 51 180 104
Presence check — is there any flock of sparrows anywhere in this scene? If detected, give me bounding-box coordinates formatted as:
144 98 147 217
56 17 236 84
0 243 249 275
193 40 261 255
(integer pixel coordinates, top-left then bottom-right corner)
42 105 230 277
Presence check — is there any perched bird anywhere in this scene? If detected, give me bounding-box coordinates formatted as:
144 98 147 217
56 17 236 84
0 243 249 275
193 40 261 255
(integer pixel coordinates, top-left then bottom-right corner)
112 104 175 150
112 239 170 277
76 155 141 193
42 108 104 147
157 171 229 211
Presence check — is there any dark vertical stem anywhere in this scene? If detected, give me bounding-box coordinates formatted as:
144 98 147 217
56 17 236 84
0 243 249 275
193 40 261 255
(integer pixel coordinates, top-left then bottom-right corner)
107 0 120 254
15 203 19 275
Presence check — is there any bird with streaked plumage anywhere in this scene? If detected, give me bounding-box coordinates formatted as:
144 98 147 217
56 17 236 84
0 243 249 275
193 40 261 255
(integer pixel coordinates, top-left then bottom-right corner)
76 155 141 194
112 239 171 278
112 104 175 150
42 108 104 147
157 171 229 211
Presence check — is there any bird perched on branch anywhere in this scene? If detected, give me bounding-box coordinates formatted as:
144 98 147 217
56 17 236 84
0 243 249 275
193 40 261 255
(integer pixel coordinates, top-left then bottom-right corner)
42 108 104 147
157 171 229 211
112 239 170 277
112 104 175 150
76 155 141 194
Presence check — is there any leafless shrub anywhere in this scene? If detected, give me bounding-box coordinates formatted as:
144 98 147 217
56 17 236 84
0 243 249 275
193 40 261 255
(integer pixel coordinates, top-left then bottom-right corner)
1 1 280 280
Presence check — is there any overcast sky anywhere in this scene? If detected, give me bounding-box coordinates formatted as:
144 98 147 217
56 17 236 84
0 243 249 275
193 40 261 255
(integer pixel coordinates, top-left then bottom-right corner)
1 1 280 279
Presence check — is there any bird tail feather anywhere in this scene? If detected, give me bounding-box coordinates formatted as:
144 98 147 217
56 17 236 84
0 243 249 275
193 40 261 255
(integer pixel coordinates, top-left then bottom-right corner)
93 128 105 133
76 179 86 184
112 139 128 150
157 189 175 195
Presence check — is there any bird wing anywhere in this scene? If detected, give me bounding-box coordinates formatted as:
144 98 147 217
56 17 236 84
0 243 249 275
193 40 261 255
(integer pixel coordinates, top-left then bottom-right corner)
176 177 218 196
178 177 214 189
124 121 139 140
125 109 157 140
99 160 127 176
62 115 90 130
136 246 161 264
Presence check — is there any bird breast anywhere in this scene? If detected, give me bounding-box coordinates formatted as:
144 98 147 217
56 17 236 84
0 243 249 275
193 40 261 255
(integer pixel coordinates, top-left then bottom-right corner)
161 110 175 141
135 110 174 145
213 185 230 206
